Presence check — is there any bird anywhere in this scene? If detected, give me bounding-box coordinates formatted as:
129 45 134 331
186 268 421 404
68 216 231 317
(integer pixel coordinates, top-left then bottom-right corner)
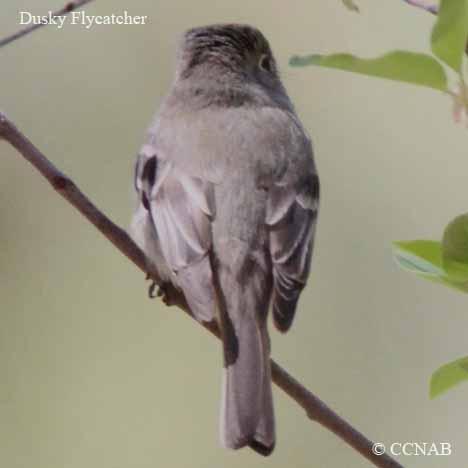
130 23 319 456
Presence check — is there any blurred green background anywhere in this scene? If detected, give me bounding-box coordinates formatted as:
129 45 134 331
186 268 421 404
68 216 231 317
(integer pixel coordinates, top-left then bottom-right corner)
1 1 468 467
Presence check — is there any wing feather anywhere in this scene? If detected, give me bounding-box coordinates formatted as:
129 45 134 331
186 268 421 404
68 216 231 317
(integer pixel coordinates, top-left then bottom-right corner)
267 174 319 332
133 150 216 322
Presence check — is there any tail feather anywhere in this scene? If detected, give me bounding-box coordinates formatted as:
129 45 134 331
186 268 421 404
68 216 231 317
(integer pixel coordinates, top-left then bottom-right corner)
210 244 275 455
219 322 275 455
249 327 275 455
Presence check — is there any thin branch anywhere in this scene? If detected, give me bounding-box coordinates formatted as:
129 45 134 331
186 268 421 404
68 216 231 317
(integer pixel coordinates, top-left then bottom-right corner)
402 0 438 15
0 112 403 468
0 0 95 48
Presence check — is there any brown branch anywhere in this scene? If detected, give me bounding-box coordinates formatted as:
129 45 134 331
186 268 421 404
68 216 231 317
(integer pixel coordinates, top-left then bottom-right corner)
0 0 95 48
0 112 403 468
402 0 438 15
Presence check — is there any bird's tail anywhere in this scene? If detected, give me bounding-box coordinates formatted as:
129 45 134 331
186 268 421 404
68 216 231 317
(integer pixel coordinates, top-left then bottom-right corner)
219 318 275 456
209 240 275 455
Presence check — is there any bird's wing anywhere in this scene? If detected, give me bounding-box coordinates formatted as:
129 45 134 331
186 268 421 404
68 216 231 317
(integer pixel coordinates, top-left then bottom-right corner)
134 145 216 322
266 172 319 332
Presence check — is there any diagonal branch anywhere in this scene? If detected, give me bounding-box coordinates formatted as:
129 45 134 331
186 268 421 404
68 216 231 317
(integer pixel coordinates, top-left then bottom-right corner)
402 0 438 15
0 112 403 468
0 0 95 48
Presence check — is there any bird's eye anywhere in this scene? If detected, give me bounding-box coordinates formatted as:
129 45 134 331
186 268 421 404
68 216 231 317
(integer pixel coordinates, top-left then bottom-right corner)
259 54 272 72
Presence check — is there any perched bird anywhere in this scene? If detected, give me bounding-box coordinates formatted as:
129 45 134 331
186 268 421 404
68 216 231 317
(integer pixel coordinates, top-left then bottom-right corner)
130 24 319 456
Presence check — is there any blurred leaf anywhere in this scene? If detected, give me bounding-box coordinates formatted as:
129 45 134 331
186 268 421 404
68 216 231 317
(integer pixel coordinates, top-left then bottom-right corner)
431 0 468 72
442 214 468 282
442 214 468 263
430 356 468 398
442 258 468 284
290 51 448 91
392 240 468 292
392 240 445 277
342 0 359 12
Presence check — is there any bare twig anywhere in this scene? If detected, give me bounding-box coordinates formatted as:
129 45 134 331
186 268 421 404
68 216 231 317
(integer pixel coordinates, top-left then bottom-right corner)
402 0 438 15
0 0 95 48
0 112 403 467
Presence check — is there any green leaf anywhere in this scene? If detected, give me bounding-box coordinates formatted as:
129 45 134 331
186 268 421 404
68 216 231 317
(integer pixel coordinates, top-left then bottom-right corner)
342 0 359 13
392 240 445 277
430 356 468 398
290 51 448 91
392 240 468 293
431 0 468 72
442 214 468 282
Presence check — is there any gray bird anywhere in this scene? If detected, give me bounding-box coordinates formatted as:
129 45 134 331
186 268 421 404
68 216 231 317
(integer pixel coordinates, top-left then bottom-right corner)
130 24 319 456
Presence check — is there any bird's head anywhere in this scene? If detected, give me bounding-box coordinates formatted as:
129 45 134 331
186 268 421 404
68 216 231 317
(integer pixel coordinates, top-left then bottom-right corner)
176 24 279 84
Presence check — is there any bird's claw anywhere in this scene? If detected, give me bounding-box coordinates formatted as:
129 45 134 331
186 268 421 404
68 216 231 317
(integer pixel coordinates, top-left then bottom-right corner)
147 278 172 305
148 280 158 299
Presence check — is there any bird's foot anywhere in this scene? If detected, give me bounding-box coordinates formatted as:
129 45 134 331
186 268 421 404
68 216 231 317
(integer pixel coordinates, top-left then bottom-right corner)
147 278 174 306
